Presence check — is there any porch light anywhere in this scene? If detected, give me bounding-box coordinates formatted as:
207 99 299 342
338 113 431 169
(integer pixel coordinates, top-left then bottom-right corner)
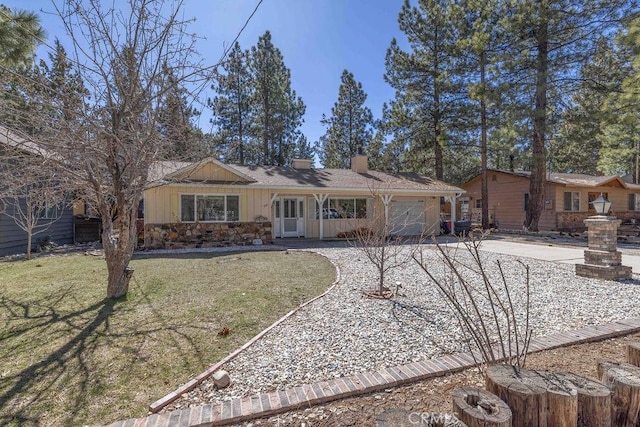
590 193 611 216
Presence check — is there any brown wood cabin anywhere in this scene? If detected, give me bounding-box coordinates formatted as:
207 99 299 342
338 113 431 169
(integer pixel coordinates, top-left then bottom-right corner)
460 170 640 232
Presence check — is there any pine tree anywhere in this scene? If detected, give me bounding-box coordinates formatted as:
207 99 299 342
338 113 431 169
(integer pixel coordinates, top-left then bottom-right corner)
317 70 373 168
210 42 254 164
599 18 640 182
384 0 468 181
500 0 632 230
157 64 204 161
553 36 631 175
0 5 45 68
249 31 305 166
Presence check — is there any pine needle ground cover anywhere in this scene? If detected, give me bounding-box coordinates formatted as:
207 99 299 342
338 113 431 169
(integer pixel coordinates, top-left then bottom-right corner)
0 250 335 426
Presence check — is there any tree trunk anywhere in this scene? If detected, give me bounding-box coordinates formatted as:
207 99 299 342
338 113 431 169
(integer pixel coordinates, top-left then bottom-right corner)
103 204 137 299
628 342 640 367
526 1 549 232
452 386 511 427
26 229 32 260
553 371 611 427
485 364 548 426
598 360 640 427
479 51 489 230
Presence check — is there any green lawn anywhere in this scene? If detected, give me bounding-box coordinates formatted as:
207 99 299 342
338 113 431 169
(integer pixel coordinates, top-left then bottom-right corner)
0 249 335 426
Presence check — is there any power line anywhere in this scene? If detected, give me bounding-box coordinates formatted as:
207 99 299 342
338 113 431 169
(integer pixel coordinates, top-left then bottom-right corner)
0 0 265 120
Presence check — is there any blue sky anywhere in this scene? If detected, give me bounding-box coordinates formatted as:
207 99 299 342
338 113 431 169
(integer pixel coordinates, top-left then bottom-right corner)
6 0 407 149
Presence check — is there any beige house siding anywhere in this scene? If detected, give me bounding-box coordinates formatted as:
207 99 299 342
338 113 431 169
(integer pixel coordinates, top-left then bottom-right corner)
145 185 443 239
144 185 271 223
463 171 636 231
463 171 533 229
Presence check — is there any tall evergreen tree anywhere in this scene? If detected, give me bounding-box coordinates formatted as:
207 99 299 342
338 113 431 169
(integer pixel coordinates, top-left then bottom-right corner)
158 64 204 161
210 42 254 164
0 5 45 68
249 31 305 166
457 0 502 225
599 18 640 182
500 0 632 230
317 70 373 168
384 0 468 181
553 36 631 175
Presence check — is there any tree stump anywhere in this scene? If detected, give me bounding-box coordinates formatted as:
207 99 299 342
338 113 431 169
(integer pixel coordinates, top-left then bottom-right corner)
628 343 640 367
551 372 611 427
486 365 581 426
598 360 640 427
542 372 578 427
485 364 548 426
452 386 511 427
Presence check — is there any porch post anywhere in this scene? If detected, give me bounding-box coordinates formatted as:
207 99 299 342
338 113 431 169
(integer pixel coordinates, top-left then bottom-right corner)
313 193 329 240
270 193 279 238
381 194 393 235
445 193 460 225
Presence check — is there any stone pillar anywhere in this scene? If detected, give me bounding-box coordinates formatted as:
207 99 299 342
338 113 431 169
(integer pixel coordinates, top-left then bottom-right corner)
576 216 632 281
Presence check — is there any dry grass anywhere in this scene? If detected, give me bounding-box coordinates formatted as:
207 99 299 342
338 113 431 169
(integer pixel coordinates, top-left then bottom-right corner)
0 249 335 426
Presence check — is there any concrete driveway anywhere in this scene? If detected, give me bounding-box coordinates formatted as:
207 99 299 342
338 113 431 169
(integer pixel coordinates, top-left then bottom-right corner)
469 239 640 274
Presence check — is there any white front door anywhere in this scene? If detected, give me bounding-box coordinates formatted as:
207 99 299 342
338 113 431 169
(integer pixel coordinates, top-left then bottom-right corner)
275 197 305 238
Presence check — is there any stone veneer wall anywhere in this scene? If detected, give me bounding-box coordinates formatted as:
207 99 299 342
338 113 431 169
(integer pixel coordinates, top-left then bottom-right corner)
557 211 640 231
143 222 272 249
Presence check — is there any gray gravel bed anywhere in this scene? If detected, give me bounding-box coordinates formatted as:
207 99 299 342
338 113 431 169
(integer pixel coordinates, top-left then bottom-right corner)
167 244 640 411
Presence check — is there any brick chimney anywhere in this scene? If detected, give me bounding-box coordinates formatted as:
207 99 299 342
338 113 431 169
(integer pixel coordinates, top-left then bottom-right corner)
292 158 312 169
350 154 368 173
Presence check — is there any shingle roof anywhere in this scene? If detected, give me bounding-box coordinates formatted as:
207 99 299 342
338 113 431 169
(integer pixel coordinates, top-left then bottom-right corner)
488 169 628 188
0 124 49 157
149 160 463 194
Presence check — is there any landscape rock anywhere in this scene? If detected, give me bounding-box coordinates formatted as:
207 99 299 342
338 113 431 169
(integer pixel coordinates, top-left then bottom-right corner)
213 370 230 389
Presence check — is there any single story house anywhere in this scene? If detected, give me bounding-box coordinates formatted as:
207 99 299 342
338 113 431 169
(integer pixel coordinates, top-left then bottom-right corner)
142 155 464 248
0 125 74 256
461 169 640 231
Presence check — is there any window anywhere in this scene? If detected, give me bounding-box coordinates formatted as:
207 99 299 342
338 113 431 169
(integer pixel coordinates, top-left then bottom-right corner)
629 194 640 211
563 191 581 211
40 204 60 220
180 194 239 222
524 193 530 212
315 198 368 219
475 199 482 209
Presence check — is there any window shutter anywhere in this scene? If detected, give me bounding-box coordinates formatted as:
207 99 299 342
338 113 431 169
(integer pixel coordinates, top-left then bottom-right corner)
563 192 572 211
630 194 636 211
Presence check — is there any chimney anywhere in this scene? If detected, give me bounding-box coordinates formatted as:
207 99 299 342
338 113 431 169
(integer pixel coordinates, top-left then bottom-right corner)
292 158 312 169
350 154 368 173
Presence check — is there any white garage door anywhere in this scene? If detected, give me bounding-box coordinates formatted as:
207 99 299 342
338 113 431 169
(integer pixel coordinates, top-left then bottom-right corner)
391 200 425 236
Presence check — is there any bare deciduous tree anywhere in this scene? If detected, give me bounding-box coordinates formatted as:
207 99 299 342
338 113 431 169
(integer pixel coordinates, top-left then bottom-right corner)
35 0 200 298
413 233 532 367
347 184 422 297
0 128 66 260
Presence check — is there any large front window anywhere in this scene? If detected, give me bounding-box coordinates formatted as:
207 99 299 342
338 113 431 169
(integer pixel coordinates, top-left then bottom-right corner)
314 198 368 219
563 191 581 211
629 194 640 211
180 194 239 222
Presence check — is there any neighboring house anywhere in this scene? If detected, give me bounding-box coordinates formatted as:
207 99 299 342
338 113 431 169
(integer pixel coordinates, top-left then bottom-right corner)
0 125 74 257
142 155 464 248
461 169 640 231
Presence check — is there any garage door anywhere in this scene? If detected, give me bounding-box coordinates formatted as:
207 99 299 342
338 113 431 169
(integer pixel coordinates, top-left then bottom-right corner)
391 200 425 236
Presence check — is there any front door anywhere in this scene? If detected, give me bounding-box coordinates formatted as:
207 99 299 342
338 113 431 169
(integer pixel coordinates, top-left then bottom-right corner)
275 197 305 238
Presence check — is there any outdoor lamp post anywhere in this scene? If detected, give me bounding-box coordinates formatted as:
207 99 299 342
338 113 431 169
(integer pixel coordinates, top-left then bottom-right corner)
576 193 631 280
590 193 612 216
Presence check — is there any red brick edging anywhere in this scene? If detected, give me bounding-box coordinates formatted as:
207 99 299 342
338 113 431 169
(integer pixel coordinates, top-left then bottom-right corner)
107 317 640 427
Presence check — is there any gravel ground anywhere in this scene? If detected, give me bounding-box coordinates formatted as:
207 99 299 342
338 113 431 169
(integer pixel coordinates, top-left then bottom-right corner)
165 241 640 412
